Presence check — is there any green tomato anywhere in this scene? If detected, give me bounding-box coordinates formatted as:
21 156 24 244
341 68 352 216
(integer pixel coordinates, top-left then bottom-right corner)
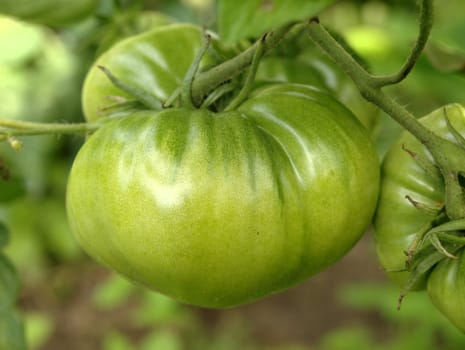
427 249 465 332
67 83 379 308
374 104 465 289
82 24 221 122
0 0 98 27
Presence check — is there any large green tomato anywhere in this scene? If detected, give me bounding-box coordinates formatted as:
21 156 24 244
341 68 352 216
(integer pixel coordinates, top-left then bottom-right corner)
67 83 379 308
0 0 98 27
82 24 222 122
373 104 465 330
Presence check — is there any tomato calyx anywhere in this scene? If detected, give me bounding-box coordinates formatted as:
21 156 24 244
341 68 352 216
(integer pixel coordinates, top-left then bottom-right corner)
396 115 465 308
96 31 230 114
98 65 163 111
96 30 270 116
398 211 465 309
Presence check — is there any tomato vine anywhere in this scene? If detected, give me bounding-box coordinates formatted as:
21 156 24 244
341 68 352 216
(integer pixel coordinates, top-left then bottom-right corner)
0 0 465 342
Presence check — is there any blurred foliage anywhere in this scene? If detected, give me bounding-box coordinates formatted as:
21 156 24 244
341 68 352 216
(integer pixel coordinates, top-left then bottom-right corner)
0 0 464 349
292 282 462 350
217 0 336 44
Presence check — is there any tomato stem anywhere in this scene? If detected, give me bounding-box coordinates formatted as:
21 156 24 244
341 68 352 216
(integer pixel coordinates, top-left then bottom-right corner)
224 34 267 112
306 0 465 220
371 0 434 87
0 119 101 143
180 31 212 108
190 23 294 106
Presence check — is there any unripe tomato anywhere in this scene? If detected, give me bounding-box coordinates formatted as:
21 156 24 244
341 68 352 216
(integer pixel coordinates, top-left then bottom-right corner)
427 249 465 332
374 103 465 332
373 104 465 288
68 83 379 308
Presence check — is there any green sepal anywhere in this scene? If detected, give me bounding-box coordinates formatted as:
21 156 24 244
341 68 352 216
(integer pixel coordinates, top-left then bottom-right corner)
98 65 163 110
402 144 442 181
405 195 444 216
399 228 465 309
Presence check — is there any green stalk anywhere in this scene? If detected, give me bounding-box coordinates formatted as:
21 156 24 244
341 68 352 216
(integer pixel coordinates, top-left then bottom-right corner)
0 119 101 141
190 23 294 106
306 0 465 220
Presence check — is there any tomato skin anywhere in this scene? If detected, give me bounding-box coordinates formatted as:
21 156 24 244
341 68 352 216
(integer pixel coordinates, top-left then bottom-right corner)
0 0 98 27
257 54 379 133
67 83 379 308
82 24 223 122
374 104 465 288
427 249 465 332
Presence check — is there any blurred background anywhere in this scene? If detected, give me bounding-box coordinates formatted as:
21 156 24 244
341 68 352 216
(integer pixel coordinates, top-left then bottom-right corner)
1 0 465 349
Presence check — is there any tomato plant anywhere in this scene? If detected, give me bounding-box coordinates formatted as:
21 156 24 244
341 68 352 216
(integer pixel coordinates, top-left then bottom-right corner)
374 103 465 328
2 0 465 346
67 83 379 308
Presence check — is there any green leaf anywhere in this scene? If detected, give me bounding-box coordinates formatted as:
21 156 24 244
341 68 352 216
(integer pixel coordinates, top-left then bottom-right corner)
139 330 183 350
92 273 135 310
217 0 336 43
432 0 465 54
425 42 465 74
0 222 9 249
24 313 54 350
0 254 20 312
102 331 134 350
132 291 183 326
319 326 374 350
0 308 27 350
0 176 26 203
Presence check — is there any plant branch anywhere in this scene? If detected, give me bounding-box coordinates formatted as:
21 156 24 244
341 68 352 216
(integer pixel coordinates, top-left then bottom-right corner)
224 34 267 112
0 119 101 141
306 0 465 220
190 23 294 106
372 0 434 87
306 18 436 147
